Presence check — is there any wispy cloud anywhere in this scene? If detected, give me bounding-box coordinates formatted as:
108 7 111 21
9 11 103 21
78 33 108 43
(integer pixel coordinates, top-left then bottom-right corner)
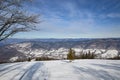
13 0 120 38
107 13 120 18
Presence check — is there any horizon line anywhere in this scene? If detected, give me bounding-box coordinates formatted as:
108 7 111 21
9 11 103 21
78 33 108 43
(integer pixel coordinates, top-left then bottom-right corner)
9 37 120 39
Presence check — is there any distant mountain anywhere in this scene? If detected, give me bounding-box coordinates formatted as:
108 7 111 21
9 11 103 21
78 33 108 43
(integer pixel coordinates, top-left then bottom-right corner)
0 38 91 46
12 38 119 50
0 38 120 62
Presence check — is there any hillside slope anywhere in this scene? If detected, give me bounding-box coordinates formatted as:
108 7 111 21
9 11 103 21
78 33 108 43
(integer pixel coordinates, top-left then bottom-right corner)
0 38 120 62
0 60 120 80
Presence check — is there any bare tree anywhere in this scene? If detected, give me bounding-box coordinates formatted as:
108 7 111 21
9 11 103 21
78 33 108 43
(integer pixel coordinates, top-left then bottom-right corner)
0 0 39 41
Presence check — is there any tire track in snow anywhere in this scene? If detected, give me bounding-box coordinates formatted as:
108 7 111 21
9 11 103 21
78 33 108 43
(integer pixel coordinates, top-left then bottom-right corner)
19 62 43 80
0 63 26 77
72 65 119 80
9 62 36 80
32 65 50 80
0 63 21 72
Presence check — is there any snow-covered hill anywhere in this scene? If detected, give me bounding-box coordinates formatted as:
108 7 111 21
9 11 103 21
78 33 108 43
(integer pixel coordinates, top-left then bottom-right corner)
0 60 120 80
10 44 119 61
0 38 120 62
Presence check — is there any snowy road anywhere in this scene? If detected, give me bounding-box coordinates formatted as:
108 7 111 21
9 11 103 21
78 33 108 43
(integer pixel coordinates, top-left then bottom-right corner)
0 60 120 80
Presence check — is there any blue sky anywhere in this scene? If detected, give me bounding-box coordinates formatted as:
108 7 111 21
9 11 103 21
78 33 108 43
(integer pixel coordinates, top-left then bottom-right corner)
13 0 120 38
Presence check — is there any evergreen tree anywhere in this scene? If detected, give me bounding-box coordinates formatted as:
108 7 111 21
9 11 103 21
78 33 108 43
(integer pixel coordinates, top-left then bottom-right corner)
67 48 75 62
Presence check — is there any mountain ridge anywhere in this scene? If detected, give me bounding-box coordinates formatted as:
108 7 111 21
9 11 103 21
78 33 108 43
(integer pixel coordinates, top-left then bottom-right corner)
0 38 120 62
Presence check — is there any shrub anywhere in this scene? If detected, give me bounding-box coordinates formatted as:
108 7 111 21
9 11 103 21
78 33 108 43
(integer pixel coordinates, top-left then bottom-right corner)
75 50 96 59
35 57 56 61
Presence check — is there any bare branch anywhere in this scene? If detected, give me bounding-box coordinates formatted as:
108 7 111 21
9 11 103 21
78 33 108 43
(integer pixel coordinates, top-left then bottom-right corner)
0 0 40 41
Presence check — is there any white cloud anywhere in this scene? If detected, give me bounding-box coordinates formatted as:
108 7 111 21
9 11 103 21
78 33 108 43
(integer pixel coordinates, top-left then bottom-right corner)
107 13 120 18
39 14 96 35
99 13 120 19
14 0 120 38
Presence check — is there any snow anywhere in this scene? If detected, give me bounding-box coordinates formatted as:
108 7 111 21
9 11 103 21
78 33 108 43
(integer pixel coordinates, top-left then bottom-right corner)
9 47 119 61
0 60 120 80
102 50 118 58
10 56 19 62
8 43 119 60
10 43 32 48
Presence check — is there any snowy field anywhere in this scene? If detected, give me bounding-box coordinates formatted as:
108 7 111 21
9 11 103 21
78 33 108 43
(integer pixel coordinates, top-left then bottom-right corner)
0 60 120 80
